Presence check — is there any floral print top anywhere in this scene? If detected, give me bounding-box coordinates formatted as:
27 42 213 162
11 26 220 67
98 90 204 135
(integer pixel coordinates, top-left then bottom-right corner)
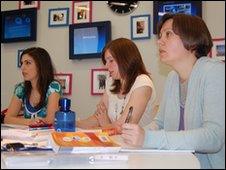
14 81 62 119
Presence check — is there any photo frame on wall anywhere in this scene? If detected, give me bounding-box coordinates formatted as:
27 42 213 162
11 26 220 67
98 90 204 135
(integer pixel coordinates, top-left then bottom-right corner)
91 68 108 95
19 1 40 9
72 1 92 24
17 49 24 68
210 38 225 61
54 73 72 95
131 14 151 40
48 8 69 27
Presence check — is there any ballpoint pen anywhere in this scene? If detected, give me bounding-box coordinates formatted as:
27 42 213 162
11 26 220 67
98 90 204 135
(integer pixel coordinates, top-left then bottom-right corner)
125 106 133 123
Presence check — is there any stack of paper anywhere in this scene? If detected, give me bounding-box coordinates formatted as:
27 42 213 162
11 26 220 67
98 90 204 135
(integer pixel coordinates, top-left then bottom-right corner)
1 128 53 149
1 129 52 141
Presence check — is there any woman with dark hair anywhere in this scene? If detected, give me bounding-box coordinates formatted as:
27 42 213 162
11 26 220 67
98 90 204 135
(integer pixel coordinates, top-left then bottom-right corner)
4 47 62 126
77 38 156 130
121 13 225 169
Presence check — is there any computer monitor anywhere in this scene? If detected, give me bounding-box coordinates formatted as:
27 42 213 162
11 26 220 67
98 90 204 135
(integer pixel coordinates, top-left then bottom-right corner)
69 21 111 59
1 8 37 43
153 1 202 34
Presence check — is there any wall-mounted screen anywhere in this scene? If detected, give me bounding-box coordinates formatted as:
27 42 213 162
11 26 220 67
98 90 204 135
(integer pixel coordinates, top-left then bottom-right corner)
1 8 37 43
69 21 111 59
153 1 202 34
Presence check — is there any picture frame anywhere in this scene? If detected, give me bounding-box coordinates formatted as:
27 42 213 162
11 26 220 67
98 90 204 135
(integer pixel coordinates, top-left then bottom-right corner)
17 49 24 68
91 68 108 95
19 1 40 9
72 1 92 24
54 73 72 95
210 38 225 61
131 14 151 40
48 8 69 27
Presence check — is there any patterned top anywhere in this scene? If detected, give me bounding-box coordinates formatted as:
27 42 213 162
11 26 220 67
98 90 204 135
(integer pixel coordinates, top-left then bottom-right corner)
14 81 62 119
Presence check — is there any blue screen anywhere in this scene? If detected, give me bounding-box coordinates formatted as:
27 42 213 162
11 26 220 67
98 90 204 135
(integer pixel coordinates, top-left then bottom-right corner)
1 8 37 43
163 3 191 14
69 21 111 59
157 2 200 22
4 14 31 39
153 1 202 34
73 27 106 55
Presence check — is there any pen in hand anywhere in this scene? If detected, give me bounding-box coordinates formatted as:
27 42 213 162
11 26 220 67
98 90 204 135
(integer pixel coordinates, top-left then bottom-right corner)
125 106 133 123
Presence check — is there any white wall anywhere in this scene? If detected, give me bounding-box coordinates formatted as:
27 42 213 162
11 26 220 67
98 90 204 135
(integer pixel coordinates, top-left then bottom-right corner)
1 1 225 119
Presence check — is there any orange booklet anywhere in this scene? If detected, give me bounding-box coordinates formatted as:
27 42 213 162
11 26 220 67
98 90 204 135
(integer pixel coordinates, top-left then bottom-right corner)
50 131 121 153
102 128 119 136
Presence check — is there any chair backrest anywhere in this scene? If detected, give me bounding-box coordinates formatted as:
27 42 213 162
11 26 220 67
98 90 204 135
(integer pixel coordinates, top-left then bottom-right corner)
1 109 8 115
1 108 8 124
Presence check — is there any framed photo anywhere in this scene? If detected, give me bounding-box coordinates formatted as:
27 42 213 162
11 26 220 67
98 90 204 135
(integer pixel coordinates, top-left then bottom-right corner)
210 38 225 61
17 49 24 68
19 1 40 9
131 14 151 40
72 1 92 24
54 73 72 95
91 68 108 95
48 8 69 27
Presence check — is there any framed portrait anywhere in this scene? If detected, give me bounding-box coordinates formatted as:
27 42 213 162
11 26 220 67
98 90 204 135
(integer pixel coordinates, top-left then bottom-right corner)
131 14 151 40
17 49 24 68
48 8 69 27
54 73 72 95
72 1 92 24
19 1 40 9
210 38 225 61
91 68 108 95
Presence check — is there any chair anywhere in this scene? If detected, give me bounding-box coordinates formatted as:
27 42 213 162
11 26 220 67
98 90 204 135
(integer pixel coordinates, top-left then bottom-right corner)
1 108 8 124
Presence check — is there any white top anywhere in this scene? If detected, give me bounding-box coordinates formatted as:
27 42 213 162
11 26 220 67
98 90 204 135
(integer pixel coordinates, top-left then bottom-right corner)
106 74 156 127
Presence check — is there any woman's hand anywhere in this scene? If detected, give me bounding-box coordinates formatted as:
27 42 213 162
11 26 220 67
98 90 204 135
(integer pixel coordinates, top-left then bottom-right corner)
29 118 47 127
94 102 111 127
121 123 145 147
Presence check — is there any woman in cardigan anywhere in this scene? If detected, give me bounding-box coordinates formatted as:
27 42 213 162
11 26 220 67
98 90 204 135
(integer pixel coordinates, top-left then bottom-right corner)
121 13 225 169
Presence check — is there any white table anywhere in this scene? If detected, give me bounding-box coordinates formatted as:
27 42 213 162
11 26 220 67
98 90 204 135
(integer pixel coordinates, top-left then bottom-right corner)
1 126 200 169
1 150 200 169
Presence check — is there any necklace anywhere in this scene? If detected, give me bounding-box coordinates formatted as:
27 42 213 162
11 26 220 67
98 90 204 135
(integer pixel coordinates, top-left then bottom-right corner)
30 91 40 107
115 95 126 120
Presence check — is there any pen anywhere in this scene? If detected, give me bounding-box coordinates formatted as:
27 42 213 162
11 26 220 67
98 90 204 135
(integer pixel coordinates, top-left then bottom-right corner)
125 106 133 123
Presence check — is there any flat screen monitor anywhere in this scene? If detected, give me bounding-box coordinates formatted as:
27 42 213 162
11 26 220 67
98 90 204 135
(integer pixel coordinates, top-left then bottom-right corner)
1 8 37 43
153 1 202 34
69 21 111 59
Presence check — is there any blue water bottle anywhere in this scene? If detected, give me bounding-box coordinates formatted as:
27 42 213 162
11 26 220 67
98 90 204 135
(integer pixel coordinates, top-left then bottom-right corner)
54 98 76 132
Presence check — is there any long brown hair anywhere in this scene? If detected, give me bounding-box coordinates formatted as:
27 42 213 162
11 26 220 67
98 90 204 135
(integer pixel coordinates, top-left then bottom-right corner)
20 47 55 109
157 13 213 59
101 38 150 94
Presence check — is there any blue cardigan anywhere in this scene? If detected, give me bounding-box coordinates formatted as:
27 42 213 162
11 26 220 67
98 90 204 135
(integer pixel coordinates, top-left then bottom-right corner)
144 57 225 169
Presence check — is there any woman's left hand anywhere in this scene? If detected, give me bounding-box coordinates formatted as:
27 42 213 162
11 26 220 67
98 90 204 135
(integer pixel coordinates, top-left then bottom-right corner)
94 102 111 127
29 118 47 127
121 123 145 147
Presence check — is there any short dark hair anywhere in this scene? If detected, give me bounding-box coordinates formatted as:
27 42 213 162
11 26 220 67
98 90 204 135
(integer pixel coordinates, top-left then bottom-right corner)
101 38 150 94
157 13 213 59
21 47 56 109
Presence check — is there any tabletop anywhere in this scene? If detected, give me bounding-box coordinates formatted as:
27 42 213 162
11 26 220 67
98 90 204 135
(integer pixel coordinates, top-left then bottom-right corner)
1 125 200 169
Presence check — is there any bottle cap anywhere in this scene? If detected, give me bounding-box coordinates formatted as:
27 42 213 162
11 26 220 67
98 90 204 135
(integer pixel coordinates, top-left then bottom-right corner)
59 98 71 112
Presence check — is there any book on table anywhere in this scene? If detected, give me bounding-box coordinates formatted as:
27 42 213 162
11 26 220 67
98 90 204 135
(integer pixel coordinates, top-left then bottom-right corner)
50 131 121 153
